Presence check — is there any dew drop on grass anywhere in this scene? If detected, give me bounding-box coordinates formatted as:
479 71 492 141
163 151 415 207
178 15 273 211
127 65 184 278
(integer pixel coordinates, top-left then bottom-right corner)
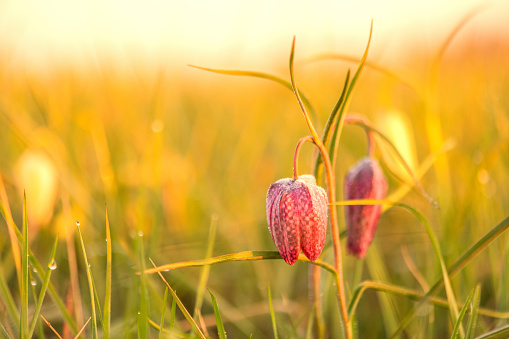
49 260 57 270
76 221 81 227
138 230 144 237
31 278 37 286
32 267 37 273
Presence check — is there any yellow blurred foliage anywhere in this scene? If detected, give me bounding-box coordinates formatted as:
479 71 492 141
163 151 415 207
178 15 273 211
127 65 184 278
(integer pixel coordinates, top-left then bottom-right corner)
14 149 58 232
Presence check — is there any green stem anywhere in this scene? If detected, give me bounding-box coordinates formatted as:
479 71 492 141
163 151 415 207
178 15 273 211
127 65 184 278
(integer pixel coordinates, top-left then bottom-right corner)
289 37 351 339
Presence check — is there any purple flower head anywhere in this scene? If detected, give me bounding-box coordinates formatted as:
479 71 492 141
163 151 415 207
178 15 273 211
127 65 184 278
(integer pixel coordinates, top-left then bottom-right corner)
266 175 328 265
344 157 388 259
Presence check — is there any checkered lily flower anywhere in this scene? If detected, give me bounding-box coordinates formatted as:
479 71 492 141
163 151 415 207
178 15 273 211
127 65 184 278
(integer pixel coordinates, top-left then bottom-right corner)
266 175 328 265
344 157 388 258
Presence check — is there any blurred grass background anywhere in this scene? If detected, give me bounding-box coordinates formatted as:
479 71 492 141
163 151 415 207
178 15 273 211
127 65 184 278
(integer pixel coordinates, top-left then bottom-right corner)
0 25 509 337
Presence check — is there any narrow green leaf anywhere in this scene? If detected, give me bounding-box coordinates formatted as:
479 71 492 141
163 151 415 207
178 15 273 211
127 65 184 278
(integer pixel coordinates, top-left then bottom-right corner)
149 259 206 339
347 280 508 320
392 216 509 337
0 199 78 333
21 192 28 339
466 284 481 339
194 214 218 317
76 221 98 339
474 324 509 339
305 306 316 339
0 175 22 291
138 233 149 339
0 322 11 339
188 65 316 119
333 199 460 332
208 289 226 339
450 287 475 339
73 317 91 339
307 53 418 91
28 235 59 338
159 288 169 339
103 206 112 339
268 285 278 339
169 295 177 333
329 20 373 170
143 250 336 276
0 266 19 326
314 70 350 179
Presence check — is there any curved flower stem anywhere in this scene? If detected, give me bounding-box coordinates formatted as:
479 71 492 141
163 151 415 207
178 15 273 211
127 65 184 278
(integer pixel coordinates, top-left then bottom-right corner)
289 37 351 339
344 115 375 157
293 136 314 180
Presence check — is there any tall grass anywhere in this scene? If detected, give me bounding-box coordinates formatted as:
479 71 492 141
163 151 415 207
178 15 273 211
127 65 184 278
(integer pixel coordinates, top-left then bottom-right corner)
0 19 508 337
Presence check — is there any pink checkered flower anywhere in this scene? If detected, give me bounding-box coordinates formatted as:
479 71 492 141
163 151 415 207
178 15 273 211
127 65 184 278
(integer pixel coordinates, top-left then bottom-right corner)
344 157 388 259
266 175 328 265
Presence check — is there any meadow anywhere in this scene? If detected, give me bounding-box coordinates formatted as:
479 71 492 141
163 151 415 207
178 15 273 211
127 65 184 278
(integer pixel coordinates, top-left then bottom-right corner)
0 20 509 338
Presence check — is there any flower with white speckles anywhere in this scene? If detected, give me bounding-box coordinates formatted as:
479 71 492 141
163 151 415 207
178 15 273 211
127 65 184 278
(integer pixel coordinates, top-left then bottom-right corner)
266 175 328 265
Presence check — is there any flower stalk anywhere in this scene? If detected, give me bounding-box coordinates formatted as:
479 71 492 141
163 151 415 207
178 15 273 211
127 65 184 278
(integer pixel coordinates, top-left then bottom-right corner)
289 37 351 338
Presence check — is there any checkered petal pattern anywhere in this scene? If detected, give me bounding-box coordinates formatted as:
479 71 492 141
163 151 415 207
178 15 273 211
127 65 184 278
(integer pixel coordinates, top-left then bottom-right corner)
266 175 328 265
344 157 388 259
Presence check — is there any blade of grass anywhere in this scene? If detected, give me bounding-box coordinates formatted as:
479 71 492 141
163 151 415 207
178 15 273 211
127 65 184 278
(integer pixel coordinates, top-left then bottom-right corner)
305 306 316 339
149 259 206 339
40 315 63 339
307 53 418 91
383 139 455 212
76 221 98 339
349 120 439 208
347 280 508 320
366 244 400 337
103 206 112 339
268 285 278 339
333 199 460 333
28 234 59 338
474 324 509 339
328 21 373 171
451 287 475 339
0 198 78 333
169 295 177 333
0 323 11 339
0 174 21 290
138 232 149 339
188 65 316 119
313 70 350 180
159 288 169 339
143 250 336 276
193 214 218 317
465 284 481 339
0 265 19 326
392 215 509 337
73 318 91 339
209 289 226 339
21 191 28 339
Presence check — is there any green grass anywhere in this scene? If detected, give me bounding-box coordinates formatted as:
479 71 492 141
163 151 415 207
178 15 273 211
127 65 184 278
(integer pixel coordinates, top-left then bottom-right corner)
0 17 509 338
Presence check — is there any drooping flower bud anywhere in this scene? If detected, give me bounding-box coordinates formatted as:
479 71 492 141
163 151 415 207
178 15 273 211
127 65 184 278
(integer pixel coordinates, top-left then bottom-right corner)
344 157 388 259
266 175 328 265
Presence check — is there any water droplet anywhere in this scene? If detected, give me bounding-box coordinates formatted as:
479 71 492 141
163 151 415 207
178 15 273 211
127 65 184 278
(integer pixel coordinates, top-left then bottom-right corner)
32 267 37 273
49 260 57 270
137 311 141 315
76 221 81 227
88 264 91 268
105 238 108 242
137 230 144 237
31 278 37 286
